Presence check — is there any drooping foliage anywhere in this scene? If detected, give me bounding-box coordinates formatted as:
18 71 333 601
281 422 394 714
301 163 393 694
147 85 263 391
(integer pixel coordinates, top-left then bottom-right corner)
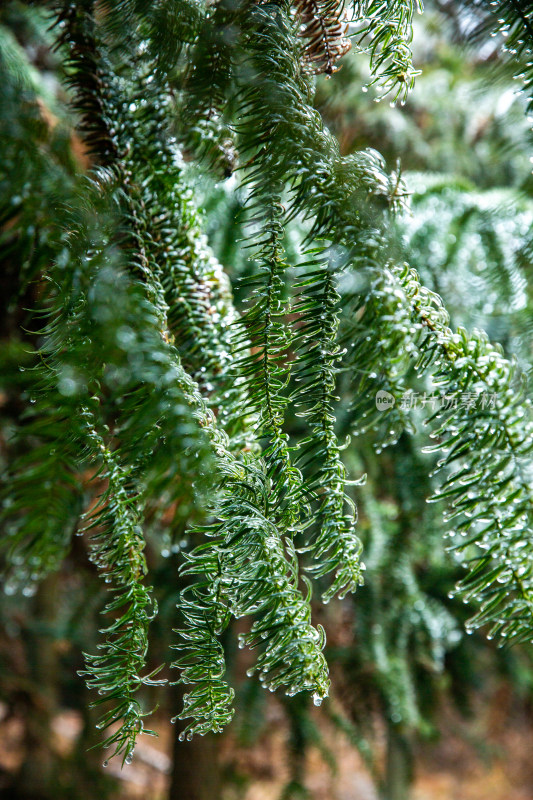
1 0 533 768
351 0 422 101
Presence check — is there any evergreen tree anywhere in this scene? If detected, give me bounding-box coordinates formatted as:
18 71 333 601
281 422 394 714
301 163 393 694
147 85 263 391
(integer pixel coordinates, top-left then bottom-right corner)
1 0 533 785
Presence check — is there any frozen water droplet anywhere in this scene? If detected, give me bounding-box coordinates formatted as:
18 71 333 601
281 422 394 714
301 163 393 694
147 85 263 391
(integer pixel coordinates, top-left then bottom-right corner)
312 692 323 707
102 760 109 768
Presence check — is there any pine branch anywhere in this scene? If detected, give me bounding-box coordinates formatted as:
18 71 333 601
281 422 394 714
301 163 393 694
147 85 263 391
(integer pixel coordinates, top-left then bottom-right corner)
345 259 533 643
227 1 533 642
55 0 326 748
235 197 306 534
37 190 213 761
292 256 365 601
173 454 330 737
56 0 249 445
351 0 422 103
231 0 392 599
114 68 250 447
178 0 240 176
10 0 222 759
401 266 533 643
79 406 160 766
171 364 330 737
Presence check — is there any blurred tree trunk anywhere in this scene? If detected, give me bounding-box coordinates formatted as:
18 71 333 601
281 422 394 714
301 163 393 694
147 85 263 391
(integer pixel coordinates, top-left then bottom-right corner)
8 575 59 800
383 723 412 800
168 713 221 800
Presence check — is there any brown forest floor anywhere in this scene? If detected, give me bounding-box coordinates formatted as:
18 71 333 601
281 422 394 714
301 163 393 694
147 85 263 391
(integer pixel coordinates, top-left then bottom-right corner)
1 682 533 800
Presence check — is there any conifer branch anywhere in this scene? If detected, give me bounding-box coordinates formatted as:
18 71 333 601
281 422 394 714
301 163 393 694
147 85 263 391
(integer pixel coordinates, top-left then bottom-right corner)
235 196 306 535
292 257 364 601
352 0 422 102
179 0 240 176
401 265 533 643
79 406 159 766
55 0 325 746
169 347 330 736
232 0 391 599
344 260 533 642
